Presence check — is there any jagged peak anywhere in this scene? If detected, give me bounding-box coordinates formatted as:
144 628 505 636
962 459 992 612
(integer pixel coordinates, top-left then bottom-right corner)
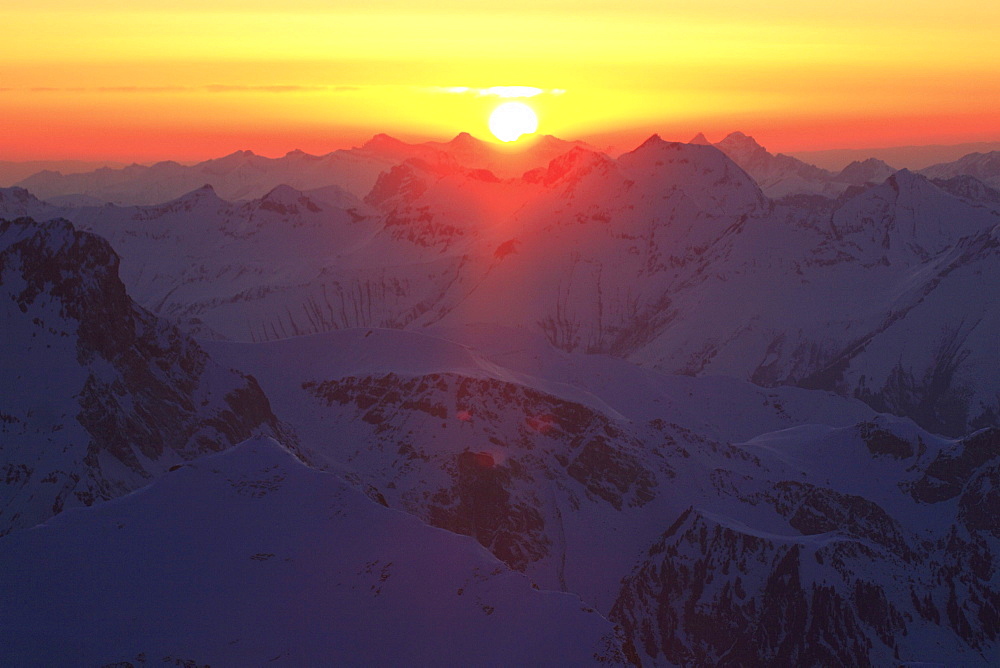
0 216 121 278
835 158 897 185
536 134 569 146
531 134 590 152
721 130 751 140
262 183 306 200
1 215 75 243
284 148 317 159
530 146 614 186
171 183 223 204
361 133 408 151
23 168 62 179
884 168 957 199
620 134 731 165
0 186 38 202
403 150 465 176
716 131 766 152
858 157 893 168
148 160 182 169
887 167 919 185
258 184 322 213
195 150 257 173
636 134 665 150
362 157 455 208
689 132 711 145
448 131 482 147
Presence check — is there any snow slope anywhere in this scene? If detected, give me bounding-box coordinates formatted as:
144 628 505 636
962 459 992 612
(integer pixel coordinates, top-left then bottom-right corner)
0 437 622 666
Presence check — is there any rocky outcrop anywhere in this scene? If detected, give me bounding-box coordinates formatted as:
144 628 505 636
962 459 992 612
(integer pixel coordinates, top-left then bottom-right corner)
0 217 285 535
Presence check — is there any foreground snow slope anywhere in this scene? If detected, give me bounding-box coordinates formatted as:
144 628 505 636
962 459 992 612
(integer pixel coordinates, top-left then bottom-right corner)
0 437 622 666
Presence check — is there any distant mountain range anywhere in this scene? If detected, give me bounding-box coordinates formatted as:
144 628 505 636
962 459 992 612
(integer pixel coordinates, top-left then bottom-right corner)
9 130 1000 206
8 133 592 205
0 159 127 186
791 140 1000 171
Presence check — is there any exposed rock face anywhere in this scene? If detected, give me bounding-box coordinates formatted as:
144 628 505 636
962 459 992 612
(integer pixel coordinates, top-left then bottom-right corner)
608 421 1000 667
0 217 285 535
303 372 661 575
611 511 887 667
911 428 1000 504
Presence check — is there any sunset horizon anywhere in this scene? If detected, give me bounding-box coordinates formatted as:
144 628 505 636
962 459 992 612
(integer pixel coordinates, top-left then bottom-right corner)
4 0 999 163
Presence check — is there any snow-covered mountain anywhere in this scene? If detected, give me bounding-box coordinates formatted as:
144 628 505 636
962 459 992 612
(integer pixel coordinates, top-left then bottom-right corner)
702 131 901 198
835 157 897 186
711 131 840 198
0 216 283 536
351 137 1000 435
4 134 998 437
930 174 1000 213
200 326 1000 666
0 185 390 340
921 151 1000 189
612 423 1000 665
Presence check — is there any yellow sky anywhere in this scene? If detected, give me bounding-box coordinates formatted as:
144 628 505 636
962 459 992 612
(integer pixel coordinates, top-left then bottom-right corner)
2 0 998 160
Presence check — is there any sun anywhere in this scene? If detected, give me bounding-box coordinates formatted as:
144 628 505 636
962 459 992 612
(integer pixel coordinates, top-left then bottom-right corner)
489 102 539 142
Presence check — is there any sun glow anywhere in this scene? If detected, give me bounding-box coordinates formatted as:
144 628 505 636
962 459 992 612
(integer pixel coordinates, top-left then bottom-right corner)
488 102 539 142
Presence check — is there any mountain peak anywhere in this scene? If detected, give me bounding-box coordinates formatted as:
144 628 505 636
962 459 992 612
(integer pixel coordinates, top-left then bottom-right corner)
361 133 408 151
260 184 321 213
836 158 896 186
0 186 37 204
689 132 711 145
716 131 765 152
173 183 223 204
623 135 725 163
262 183 305 200
636 134 665 150
444 132 490 153
885 167 941 193
533 135 590 152
529 146 614 187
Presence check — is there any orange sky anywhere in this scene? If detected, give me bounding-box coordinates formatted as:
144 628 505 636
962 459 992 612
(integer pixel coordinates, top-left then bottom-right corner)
2 0 999 161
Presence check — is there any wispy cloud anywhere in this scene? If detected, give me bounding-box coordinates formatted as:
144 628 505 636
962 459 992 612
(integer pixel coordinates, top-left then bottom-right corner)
480 86 544 98
202 84 360 93
4 85 362 94
426 86 566 97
